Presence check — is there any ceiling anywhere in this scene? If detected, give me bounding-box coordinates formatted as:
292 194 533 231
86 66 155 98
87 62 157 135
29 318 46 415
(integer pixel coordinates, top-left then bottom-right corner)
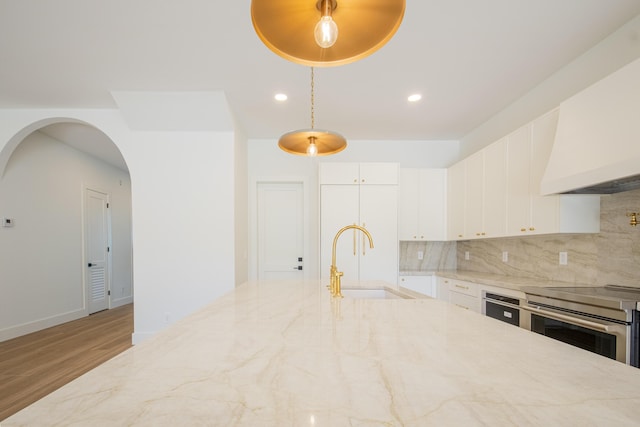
1 0 640 169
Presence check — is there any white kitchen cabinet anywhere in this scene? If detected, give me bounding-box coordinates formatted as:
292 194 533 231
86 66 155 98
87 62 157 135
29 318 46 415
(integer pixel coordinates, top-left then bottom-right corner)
320 163 398 285
506 110 600 236
447 279 480 313
399 275 435 298
482 138 508 238
435 276 451 302
447 161 466 240
506 124 533 235
464 151 484 238
398 168 446 241
450 139 507 240
319 162 398 185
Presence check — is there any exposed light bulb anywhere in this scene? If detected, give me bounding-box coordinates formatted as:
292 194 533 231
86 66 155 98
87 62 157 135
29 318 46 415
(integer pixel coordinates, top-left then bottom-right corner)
314 15 338 48
307 139 318 156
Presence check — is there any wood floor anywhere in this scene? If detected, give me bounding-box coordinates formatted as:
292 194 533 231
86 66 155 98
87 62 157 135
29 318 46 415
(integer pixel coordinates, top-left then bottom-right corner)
0 304 133 421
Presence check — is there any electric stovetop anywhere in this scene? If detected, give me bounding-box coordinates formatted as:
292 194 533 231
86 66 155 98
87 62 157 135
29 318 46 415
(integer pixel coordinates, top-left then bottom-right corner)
523 285 640 311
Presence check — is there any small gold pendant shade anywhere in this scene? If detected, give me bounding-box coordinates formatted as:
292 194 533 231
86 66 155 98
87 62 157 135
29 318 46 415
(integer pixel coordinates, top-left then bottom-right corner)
277 67 347 157
278 129 347 157
251 0 406 67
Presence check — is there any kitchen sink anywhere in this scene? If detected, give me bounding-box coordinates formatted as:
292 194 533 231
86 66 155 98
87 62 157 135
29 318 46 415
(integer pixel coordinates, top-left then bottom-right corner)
340 288 413 299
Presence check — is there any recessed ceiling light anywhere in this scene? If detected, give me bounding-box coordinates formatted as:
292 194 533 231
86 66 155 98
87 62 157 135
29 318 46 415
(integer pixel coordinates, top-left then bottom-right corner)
408 94 422 103
275 93 288 101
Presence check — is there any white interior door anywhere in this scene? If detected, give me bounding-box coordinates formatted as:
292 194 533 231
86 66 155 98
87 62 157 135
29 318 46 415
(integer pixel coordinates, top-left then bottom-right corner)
85 189 110 314
257 182 304 280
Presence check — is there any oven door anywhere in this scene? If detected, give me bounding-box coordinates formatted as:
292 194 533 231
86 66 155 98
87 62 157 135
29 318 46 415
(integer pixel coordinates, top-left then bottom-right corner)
522 303 630 364
483 293 527 328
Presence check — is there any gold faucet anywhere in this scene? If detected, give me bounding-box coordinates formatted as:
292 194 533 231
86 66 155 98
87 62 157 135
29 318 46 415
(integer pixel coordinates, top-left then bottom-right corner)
329 224 374 297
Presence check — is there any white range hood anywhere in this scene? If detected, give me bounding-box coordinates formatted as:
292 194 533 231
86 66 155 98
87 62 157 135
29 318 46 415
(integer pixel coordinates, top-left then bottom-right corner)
541 57 640 195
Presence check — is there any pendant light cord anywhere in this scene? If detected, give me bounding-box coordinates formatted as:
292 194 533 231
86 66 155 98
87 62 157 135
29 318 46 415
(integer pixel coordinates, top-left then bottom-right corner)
310 67 315 130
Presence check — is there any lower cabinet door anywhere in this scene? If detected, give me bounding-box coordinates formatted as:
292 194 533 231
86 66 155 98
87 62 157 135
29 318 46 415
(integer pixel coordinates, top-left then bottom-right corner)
449 291 480 313
399 276 435 298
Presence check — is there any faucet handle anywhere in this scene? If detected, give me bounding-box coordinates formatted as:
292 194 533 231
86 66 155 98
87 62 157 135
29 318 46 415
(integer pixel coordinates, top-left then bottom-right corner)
334 271 344 298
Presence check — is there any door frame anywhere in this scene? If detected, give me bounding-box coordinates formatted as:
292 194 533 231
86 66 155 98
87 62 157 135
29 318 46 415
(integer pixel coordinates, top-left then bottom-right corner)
82 185 113 313
249 177 310 281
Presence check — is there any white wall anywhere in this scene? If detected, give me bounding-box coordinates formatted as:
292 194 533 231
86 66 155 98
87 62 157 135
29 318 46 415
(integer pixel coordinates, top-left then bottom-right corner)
0 108 239 344
127 130 236 343
234 123 249 286
460 13 640 158
0 130 132 341
247 138 459 279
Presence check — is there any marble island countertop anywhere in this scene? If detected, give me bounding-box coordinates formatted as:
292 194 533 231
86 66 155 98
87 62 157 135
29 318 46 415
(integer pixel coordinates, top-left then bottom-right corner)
5 279 640 426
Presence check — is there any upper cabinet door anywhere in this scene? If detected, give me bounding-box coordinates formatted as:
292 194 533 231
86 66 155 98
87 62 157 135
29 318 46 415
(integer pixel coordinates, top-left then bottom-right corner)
465 150 485 238
319 162 359 184
483 138 507 238
399 168 447 241
359 163 399 185
447 161 466 240
506 124 532 235
319 162 398 185
398 168 420 241
419 169 447 241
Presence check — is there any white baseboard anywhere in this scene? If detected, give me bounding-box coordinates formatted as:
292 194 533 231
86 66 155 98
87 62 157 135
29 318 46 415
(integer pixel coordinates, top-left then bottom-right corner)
0 308 87 343
131 331 155 345
111 295 133 308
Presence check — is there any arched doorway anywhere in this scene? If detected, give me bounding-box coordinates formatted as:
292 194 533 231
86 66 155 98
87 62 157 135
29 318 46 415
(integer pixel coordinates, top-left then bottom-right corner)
0 118 133 341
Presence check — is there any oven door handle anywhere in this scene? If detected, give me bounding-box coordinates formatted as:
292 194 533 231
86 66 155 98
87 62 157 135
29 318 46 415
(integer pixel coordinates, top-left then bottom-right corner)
522 305 611 332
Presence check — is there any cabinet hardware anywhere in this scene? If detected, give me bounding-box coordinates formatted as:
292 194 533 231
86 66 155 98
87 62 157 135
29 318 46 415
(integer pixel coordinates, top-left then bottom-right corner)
529 227 535 231
520 228 526 232
353 224 356 256
362 223 366 255
455 284 469 290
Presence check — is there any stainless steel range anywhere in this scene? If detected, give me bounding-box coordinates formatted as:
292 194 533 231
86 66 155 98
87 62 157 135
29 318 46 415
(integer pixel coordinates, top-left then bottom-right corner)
521 285 640 367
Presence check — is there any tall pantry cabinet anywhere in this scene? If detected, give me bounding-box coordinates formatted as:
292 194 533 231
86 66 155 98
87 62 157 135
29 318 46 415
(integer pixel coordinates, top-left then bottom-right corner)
319 163 399 285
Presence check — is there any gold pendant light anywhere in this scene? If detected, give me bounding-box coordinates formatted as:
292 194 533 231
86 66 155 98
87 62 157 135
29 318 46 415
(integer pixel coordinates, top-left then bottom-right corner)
278 67 347 157
251 0 406 67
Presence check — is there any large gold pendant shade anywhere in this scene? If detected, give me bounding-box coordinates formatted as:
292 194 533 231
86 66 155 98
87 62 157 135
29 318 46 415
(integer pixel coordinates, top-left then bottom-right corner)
251 0 406 67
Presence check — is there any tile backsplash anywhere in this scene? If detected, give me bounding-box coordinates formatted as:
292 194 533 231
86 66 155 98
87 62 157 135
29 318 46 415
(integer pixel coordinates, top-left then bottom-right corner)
400 188 640 286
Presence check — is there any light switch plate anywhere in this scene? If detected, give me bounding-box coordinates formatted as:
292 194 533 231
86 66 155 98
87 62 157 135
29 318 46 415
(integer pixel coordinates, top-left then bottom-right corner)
464 251 470 260
417 251 424 260
502 251 508 262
